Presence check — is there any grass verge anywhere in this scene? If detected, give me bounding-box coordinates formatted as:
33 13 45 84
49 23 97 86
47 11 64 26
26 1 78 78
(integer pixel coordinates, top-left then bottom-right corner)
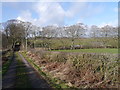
21 51 72 89
15 52 32 88
2 51 13 76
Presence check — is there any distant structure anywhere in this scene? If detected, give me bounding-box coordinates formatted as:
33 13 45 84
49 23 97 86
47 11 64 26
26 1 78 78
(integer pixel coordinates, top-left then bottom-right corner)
13 42 20 51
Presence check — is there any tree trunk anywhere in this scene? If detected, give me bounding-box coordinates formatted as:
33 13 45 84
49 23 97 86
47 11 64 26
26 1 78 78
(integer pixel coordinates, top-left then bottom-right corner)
71 39 75 50
25 38 27 51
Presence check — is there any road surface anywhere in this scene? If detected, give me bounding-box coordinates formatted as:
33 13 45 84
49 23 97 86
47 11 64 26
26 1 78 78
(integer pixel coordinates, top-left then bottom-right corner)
2 52 52 89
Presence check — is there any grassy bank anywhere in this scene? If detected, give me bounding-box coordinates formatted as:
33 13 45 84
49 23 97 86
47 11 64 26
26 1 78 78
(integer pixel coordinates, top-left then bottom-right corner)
24 49 119 88
21 51 71 89
2 51 13 76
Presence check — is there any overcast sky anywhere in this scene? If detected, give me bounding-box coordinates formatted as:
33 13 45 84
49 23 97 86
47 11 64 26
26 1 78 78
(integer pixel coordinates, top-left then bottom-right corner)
1 1 118 27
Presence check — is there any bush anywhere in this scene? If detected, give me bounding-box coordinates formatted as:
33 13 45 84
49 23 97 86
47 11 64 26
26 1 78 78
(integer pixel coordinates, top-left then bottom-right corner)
48 52 68 62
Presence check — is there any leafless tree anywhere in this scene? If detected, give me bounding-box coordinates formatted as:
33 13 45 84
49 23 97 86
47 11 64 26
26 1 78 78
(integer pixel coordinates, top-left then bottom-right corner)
3 20 25 49
101 25 113 37
90 25 100 38
22 22 33 50
41 26 58 50
65 23 86 49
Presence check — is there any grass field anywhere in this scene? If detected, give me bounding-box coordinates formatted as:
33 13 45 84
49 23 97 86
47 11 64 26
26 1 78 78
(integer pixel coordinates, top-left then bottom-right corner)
33 37 118 49
52 48 118 54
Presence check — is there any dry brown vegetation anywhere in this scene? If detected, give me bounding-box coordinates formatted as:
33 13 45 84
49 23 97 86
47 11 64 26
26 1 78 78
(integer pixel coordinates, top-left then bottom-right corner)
23 49 119 88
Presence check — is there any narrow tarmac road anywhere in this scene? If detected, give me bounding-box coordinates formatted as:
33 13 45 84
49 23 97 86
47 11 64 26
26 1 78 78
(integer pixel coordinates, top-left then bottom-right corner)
2 52 52 89
18 52 52 89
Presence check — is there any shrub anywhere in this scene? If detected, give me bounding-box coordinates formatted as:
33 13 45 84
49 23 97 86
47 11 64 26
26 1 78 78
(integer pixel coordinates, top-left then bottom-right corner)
49 52 68 62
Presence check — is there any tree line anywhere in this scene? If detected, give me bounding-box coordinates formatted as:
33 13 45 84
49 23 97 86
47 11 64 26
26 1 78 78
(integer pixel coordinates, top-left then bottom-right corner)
1 19 118 50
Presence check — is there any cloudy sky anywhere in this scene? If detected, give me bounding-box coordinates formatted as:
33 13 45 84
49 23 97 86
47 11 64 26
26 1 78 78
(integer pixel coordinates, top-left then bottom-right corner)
1 1 118 27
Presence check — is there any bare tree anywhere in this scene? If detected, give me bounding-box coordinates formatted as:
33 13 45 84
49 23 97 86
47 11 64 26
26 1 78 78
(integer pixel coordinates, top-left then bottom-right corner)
65 23 86 49
101 25 113 37
3 20 25 49
41 25 58 50
57 26 69 50
90 25 100 38
107 26 118 38
29 25 41 48
22 22 33 50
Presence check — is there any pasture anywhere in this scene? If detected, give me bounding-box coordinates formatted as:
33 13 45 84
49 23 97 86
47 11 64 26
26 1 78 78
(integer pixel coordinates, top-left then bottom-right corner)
52 48 118 54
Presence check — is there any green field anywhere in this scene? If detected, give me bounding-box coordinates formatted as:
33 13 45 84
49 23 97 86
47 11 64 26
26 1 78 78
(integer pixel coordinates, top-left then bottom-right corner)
32 37 118 50
52 48 118 54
